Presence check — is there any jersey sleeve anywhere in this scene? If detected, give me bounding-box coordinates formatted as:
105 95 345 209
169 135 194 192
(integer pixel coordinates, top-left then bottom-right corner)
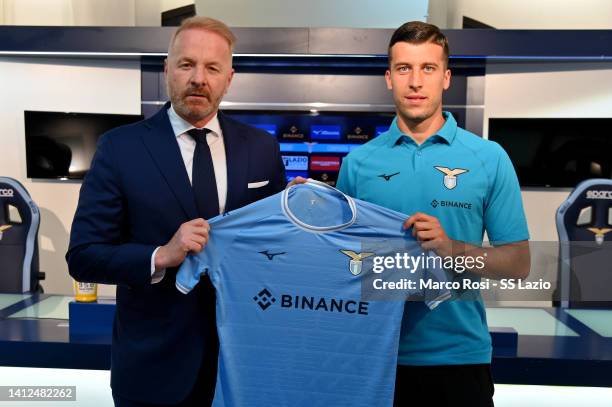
410 251 452 309
175 213 241 294
484 144 530 245
174 212 241 294
421 253 453 309
175 251 207 294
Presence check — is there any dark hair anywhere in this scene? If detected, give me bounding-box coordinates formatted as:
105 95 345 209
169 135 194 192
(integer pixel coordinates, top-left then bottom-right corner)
388 21 449 67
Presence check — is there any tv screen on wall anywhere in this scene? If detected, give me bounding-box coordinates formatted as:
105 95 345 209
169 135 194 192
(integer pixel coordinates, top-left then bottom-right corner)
24 111 143 180
488 118 612 188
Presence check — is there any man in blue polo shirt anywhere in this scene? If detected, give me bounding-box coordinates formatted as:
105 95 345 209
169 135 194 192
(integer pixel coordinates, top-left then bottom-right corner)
336 21 530 406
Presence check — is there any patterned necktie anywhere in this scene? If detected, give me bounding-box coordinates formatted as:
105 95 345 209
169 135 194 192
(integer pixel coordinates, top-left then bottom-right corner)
188 128 220 219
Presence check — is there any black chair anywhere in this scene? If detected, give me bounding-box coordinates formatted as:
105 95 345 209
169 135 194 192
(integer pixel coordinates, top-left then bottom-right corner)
0 177 45 293
555 178 612 308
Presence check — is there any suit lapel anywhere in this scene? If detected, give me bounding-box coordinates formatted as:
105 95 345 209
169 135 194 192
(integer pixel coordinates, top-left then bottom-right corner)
140 103 198 220
219 111 248 212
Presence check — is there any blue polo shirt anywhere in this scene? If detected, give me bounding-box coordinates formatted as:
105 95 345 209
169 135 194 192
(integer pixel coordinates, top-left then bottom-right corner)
336 112 529 365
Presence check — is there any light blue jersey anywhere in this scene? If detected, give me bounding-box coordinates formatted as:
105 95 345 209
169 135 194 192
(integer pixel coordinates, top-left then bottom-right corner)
176 181 449 406
337 112 529 365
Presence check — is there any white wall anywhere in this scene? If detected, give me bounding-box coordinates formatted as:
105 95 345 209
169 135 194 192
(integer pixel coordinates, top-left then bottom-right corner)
194 0 428 28
0 0 194 26
135 0 161 26
3 0 612 29
2 0 73 25
0 57 141 295
71 0 136 26
432 0 612 28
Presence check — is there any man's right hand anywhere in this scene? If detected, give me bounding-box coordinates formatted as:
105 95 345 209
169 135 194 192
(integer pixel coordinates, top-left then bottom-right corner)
154 218 210 270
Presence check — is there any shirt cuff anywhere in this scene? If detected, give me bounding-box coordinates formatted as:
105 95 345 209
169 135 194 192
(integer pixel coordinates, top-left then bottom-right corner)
151 246 166 284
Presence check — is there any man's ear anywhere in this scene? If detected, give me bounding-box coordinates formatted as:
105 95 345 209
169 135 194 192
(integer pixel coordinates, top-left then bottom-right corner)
443 68 451 91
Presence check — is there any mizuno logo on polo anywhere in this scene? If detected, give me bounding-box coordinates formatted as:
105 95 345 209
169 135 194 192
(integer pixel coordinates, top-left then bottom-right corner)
0 189 14 197
254 287 369 315
434 166 469 190
586 190 612 200
588 228 612 245
340 250 375 276
259 250 286 260
377 172 400 181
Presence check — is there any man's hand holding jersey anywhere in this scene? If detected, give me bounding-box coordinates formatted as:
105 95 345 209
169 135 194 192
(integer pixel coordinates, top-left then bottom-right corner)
403 212 530 280
155 218 211 269
286 176 309 188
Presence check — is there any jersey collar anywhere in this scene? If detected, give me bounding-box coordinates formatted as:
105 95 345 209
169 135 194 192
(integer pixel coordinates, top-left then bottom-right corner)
282 180 357 233
386 111 457 147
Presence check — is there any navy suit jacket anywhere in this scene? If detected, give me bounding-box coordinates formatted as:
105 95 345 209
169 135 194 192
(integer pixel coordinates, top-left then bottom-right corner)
66 103 286 403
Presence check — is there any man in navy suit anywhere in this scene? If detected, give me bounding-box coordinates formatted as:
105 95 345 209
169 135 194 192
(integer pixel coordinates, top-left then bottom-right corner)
67 16 286 406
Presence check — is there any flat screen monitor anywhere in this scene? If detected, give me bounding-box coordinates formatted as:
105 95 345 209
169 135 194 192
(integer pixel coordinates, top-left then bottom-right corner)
488 118 612 188
24 111 143 180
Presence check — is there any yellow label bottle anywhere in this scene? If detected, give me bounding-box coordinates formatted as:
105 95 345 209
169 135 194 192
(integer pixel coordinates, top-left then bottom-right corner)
74 281 98 302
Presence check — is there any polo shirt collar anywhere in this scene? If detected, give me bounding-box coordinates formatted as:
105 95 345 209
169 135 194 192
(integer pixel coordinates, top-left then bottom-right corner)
386 111 457 146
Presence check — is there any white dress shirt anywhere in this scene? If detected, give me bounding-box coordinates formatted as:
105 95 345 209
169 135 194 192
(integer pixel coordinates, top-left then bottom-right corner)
151 105 228 283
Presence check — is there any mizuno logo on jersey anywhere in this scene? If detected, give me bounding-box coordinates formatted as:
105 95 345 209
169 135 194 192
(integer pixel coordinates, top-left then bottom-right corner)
587 228 612 245
259 250 286 260
377 172 400 181
340 250 375 276
434 166 469 190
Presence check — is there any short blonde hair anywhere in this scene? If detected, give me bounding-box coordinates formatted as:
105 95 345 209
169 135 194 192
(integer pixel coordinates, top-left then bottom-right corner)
168 16 236 54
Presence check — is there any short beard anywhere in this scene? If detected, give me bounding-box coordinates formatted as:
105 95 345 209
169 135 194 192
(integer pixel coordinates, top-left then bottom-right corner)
167 84 216 123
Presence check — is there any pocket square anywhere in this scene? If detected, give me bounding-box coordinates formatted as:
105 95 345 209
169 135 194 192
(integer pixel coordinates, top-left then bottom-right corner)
247 180 269 189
